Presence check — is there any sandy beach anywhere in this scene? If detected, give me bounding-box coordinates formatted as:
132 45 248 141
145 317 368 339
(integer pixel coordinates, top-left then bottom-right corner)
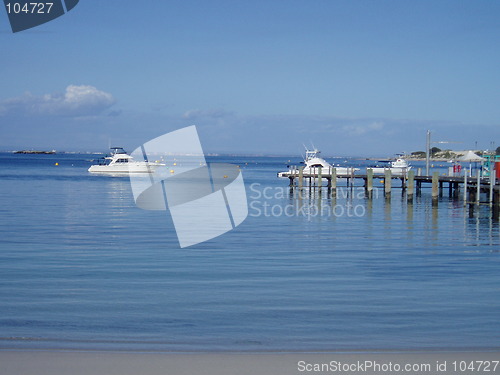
2 350 499 375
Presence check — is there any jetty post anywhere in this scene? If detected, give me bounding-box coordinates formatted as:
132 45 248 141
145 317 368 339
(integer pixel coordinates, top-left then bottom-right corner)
384 169 391 198
298 166 304 189
463 173 468 204
366 168 373 198
432 172 439 205
493 180 500 220
330 167 337 196
401 170 407 191
326 167 332 188
318 167 322 194
490 170 495 206
476 170 481 204
407 170 415 202
289 166 295 187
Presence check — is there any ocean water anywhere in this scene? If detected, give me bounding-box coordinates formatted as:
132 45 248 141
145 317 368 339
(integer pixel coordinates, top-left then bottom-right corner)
0 152 499 351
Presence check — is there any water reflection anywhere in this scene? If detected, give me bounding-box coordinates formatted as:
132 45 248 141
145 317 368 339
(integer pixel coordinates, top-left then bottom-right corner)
278 185 499 249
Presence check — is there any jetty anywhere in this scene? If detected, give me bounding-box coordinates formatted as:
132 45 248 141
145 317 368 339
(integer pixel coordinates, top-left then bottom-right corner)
279 166 500 211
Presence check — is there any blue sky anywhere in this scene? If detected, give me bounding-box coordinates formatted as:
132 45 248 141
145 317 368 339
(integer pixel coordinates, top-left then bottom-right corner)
1 0 499 156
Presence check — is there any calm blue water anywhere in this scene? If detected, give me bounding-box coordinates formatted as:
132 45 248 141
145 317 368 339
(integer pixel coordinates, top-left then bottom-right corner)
0 153 499 351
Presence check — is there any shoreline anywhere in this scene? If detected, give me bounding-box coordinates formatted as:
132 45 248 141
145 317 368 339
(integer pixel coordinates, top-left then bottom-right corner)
2 349 499 375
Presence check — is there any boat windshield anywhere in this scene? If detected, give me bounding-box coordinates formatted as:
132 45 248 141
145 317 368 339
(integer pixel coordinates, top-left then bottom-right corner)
305 149 320 160
110 147 127 155
96 157 110 166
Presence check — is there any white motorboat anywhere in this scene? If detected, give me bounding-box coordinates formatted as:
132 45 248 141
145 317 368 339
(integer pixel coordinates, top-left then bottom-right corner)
88 147 163 173
278 149 359 177
369 158 411 176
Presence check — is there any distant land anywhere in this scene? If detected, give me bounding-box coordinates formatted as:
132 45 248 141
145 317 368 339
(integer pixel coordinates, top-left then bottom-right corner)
3 146 499 161
13 150 56 154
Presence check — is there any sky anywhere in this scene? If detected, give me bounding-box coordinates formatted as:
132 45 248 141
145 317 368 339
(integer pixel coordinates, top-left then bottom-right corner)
0 0 499 156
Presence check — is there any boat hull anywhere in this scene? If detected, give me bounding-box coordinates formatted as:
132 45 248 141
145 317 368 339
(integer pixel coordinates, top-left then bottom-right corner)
88 163 160 173
370 166 412 176
278 167 360 178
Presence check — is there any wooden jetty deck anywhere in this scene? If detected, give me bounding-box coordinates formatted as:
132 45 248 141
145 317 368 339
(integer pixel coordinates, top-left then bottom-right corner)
279 167 500 211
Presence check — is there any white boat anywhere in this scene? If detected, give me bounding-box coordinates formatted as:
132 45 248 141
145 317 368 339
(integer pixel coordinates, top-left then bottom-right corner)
278 149 359 177
369 158 411 176
88 147 162 173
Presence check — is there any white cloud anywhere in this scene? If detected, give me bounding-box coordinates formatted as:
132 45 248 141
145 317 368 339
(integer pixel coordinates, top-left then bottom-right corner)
0 85 116 117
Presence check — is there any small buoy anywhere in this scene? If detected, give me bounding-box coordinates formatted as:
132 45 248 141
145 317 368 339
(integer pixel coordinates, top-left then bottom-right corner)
55 162 59 166
379 180 384 183
170 169 175 174
173 162 177 166
223 175 228 178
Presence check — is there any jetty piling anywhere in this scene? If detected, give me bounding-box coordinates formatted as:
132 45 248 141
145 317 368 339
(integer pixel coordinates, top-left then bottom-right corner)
463 173 468 205
331 168 337 195
318 167 322 194
432 172 439 205
280 164 499 212
407 170 414 202
490 171 495 206
384 170 392 198
366 168 373 198
476 170 481 204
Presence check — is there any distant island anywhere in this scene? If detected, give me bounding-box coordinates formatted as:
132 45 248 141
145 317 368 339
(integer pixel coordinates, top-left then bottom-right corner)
14 150 56 154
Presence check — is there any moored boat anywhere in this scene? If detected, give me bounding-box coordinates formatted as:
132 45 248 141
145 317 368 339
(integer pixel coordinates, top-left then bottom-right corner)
88 147 163 173
278 149 359 177
369 158 411 176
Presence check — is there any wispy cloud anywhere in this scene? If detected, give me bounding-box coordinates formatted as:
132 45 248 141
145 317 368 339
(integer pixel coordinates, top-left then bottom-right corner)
182 108 233 120
341 121 384 136
185 111 486 156
0 85 116 117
